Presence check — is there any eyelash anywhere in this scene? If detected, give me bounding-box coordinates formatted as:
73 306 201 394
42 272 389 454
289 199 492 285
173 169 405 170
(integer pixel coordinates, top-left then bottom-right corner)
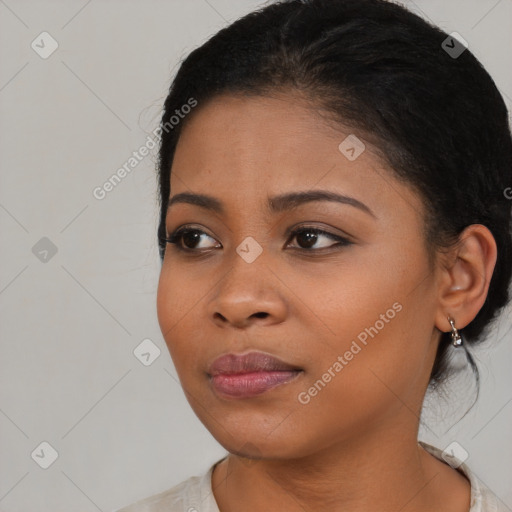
160 225 353 254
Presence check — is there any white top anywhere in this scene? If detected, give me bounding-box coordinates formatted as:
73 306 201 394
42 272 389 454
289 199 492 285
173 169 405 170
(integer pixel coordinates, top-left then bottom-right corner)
114 442 508 512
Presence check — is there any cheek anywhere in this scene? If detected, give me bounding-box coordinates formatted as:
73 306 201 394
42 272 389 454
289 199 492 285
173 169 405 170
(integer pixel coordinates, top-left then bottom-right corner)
156 263 217 388
291 249 433 406
156 265 194 366
291 310 427 453
156 260 203 331
156 266 174 340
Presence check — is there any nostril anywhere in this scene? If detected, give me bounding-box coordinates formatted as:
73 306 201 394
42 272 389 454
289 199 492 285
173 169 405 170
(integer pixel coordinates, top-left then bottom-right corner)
253 312 268 319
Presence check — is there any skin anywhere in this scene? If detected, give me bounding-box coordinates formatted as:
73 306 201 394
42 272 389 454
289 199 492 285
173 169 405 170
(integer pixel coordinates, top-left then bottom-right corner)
156 91 497 512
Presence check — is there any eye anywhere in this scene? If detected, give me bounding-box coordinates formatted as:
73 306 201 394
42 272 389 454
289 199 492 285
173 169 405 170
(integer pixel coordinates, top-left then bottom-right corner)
160 225 353 253
287 226 352 250
161 227 219 251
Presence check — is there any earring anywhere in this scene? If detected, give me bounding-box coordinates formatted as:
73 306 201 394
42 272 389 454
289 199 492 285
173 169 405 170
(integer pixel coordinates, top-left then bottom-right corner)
447 317 463 347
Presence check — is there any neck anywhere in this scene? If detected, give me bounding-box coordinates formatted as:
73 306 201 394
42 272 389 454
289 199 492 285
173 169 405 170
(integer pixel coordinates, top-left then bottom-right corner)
211 424 466 512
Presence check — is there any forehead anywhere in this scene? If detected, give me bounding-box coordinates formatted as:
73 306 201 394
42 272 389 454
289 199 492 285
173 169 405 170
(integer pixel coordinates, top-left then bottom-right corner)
169 92 423 220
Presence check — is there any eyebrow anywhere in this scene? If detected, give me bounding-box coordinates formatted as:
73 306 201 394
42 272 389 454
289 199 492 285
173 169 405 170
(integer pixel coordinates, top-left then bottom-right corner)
166 190 376 218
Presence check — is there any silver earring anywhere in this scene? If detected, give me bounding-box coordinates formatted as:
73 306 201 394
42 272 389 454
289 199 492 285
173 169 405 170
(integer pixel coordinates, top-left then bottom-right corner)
448 317 463 347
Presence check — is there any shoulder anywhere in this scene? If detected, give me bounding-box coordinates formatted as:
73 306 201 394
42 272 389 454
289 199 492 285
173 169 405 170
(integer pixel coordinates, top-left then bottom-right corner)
113 458 226 512
419 441 508 512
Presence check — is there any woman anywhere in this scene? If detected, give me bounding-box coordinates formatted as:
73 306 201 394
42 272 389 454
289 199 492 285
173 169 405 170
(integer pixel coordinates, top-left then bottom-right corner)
116 0 512 510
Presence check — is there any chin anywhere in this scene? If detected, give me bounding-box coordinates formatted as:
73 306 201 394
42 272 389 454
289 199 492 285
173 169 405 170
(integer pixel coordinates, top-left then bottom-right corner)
209 423 309 461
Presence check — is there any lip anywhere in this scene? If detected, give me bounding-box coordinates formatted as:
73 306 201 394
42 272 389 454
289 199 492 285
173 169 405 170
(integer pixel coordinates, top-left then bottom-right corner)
208 351 303 399
208 351 302 376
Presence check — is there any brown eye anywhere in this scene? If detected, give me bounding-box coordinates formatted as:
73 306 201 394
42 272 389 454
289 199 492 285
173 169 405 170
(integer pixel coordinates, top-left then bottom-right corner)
162 228 219 251
180 230 202 249
287 227 352 250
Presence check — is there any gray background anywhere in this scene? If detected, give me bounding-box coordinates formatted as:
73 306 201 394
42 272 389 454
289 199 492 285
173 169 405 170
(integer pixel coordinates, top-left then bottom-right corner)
0 1 511 511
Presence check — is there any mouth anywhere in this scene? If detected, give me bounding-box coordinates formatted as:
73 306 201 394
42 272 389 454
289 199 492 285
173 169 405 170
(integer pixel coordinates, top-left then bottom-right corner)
207 351 303 399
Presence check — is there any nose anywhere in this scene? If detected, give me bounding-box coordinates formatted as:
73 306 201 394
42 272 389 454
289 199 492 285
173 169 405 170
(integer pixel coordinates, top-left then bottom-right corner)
207 256 288 329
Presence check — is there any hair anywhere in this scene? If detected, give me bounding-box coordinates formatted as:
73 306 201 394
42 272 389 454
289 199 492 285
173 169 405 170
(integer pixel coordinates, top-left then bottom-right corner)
155 0 512 399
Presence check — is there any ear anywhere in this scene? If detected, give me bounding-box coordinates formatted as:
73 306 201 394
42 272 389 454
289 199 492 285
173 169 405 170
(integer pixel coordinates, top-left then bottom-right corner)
434 224 497 334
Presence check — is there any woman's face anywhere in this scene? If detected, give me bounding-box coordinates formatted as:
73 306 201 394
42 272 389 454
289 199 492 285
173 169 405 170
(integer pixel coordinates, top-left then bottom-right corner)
157 92 443 459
